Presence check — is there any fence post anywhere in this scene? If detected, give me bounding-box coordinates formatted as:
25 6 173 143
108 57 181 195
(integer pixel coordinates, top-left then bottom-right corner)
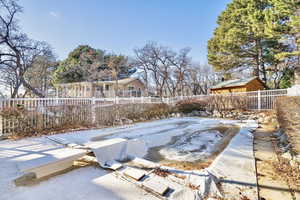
258 90 261 110
0 100 4 138
91 97 96 124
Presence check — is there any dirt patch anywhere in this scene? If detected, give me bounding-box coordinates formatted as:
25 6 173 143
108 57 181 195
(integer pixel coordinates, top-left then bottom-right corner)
162 160 213 171
254 124 295 200
272 158 300 189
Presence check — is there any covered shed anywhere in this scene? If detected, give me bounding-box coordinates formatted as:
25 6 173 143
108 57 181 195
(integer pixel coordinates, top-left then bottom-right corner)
210 77 266 94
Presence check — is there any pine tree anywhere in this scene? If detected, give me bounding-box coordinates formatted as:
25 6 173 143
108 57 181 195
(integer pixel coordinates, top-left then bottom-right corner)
208 0 295 85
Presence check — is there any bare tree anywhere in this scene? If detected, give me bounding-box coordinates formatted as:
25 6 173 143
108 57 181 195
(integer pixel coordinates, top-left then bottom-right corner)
25 55 57 97
134 42 191 97
0 0 54 97
167 47 191 96
186 63 218 95
106 55 128 98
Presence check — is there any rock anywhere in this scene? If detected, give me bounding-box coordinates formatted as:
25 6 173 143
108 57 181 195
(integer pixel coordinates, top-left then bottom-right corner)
113 118 133 126
199 111 209 117
282 152 293 160
122 118 133 124
278 143 291 153
206 111 212 116
290 160 298 168
213 110 222 118
294 155 300 163
190 110 201 116
279 133 288 144
273 130 283 137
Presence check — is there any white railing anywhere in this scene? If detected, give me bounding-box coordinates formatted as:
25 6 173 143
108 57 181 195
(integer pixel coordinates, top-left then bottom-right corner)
0 89 291 137
0 89 289 110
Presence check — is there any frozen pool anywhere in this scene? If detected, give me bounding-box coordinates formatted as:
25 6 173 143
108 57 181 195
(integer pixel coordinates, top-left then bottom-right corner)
56 117 239 166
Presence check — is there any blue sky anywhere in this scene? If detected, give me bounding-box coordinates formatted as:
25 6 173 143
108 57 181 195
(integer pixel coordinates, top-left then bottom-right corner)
19 0 231 63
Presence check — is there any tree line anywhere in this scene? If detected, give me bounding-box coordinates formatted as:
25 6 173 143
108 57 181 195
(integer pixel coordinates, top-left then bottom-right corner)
53 43 217 97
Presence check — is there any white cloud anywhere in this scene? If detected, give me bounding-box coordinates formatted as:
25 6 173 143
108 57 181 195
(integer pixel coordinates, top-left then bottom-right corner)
49 11 59 18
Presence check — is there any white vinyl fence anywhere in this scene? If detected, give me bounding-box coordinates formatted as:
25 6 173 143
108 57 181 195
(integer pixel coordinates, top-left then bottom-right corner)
0 89 289 137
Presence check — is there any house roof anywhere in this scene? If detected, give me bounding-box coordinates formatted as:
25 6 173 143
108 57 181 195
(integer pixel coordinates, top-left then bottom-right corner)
94 77 139 85
58 77 140 86
211 77 261 90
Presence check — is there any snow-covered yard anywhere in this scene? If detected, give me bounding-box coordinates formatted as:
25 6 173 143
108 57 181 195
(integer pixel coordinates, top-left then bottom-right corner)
0 117 259 200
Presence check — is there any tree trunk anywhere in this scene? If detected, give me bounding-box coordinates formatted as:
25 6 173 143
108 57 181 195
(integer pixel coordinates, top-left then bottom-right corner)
294 2 300 85
20 77 45 98
295 66 300 85
11 82 22 98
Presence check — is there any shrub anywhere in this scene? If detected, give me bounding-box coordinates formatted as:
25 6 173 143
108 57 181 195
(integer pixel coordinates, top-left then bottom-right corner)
175 98 208 114
128 103 172 121
0 105 94 138
206 95 248 117
276 96 300 155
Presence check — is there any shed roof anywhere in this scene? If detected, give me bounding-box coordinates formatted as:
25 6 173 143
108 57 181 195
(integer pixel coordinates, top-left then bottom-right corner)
211 77 261 90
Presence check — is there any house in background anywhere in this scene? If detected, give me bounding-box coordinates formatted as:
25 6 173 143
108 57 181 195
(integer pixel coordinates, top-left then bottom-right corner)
56 77 145 98
210 77 266 94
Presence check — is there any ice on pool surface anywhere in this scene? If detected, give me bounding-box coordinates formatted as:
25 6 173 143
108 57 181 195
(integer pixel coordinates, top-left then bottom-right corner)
158 130 223 162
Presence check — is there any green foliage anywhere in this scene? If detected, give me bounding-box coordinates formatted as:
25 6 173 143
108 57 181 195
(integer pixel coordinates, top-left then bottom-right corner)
279 68 294 88
52 45 105 84
53 45 133 84
207 0 296 84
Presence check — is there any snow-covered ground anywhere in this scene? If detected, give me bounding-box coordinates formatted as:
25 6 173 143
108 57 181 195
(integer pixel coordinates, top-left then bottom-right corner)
0 117 258 200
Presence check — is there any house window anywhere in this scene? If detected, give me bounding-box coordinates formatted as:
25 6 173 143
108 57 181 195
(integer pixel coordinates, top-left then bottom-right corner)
105 85 109 91
86 88 90 91
128 86 134 90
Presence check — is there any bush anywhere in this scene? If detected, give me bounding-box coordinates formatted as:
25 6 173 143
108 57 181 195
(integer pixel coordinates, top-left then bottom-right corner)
128 103 172 121
0 105 94 138
276 96 300 155
175 98 208 114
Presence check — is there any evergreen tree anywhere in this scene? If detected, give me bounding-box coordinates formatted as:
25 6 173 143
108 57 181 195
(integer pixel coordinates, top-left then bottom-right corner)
52 45 131 84
208 0 295 85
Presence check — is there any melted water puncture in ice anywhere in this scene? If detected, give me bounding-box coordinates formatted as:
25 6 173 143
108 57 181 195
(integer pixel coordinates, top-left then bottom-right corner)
158 130 223 162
